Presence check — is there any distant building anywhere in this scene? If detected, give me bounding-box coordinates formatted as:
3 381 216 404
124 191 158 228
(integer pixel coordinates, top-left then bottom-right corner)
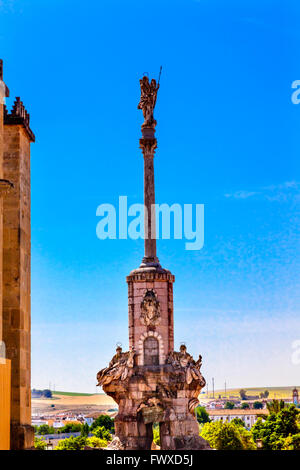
206 399 241 410
208 409 268 429
293 388 299 405
84 416 94 426
31 419 47 427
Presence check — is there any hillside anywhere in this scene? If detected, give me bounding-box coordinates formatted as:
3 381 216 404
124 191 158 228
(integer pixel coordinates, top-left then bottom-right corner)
202 386 299 400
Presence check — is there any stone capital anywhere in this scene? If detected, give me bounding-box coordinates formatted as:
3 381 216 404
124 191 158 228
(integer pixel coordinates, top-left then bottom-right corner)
139 138 157 158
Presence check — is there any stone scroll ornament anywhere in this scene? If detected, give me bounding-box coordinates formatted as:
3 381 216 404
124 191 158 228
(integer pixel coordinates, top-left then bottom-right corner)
96 346 136 387
140 290 161 327
166 345 205 386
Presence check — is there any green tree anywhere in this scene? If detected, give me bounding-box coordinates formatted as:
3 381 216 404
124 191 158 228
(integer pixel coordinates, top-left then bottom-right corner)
241 403 250 409
196 406 210 424
55 436 87 450
251 405 300 450
81 422 90 437
86 436 108 448
37 424 55 435
225 401 235 410
90 415 114 432
239 389 247 400
231 418 245 428
200 420 254 450
253 401 263 410
58 423 82 434
238 426 256 450
266 399 285 414
281 433 300 450
153 423 160 446
34 437 47 450
92 425 112 441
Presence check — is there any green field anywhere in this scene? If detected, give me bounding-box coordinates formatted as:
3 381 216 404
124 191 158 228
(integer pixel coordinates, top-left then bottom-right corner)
202 386 299 400
51 386 299 400
52 391 94 397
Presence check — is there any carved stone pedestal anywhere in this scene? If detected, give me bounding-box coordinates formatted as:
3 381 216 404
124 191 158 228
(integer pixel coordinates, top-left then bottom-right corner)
101 363 210 450
10 423 34 451
97 264 210 450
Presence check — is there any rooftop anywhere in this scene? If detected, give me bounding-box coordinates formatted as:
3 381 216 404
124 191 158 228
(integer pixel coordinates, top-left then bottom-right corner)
208 409 268 416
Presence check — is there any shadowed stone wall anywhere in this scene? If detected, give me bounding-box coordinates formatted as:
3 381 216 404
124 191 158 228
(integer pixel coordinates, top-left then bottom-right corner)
2 100 34 449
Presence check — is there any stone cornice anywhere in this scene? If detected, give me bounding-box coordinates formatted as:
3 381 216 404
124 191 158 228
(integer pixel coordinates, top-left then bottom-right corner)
127 268 175 283
4 97 35 142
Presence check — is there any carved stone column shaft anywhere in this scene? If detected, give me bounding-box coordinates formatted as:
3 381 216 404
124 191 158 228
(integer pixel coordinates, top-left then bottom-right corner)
140 135 159 266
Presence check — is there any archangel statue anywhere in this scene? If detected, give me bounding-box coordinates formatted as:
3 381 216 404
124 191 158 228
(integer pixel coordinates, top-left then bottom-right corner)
138 76 159 128
166 345 205 386
96 346 136 386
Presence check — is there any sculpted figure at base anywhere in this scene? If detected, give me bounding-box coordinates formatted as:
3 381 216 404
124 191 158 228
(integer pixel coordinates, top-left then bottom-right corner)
167 345 205 386
96 346 136 386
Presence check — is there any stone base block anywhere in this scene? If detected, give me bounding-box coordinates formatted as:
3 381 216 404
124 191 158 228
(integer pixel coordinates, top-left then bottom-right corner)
161 434 211 450
103 363 210 450
11 423 34 450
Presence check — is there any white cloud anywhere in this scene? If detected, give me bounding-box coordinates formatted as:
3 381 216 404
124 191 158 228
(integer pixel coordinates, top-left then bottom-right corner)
225 181 300 201
225 190 258 199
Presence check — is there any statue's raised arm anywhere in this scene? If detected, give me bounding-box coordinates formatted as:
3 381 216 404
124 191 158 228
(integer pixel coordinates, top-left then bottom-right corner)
138 76 159 129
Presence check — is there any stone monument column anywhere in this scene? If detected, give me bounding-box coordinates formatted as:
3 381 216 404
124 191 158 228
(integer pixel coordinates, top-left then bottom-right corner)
140 133 158 266
97 75 209 450
2 96 35 449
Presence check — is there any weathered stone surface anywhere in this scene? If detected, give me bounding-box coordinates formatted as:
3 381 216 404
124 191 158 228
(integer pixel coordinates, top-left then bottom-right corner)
0 74 34 449
105 437 126 450
10 423 34 451
99 361 209 450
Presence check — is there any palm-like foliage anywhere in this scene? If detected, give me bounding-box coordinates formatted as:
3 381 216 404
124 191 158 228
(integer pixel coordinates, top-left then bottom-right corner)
266 399 285 414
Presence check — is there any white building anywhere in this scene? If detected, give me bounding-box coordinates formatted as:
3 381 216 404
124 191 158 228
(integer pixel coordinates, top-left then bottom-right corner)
208 409 268 429
32 419 47 427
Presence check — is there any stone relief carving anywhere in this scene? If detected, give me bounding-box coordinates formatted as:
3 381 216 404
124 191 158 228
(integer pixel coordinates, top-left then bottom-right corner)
137 397 164 424
140 290 161 327
166 345 205 386
96 346 136 386
188 398 200 415
137 76 159 129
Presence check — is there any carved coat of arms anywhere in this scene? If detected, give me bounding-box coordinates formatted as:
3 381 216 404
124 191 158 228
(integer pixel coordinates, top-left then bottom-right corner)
140 290 160 327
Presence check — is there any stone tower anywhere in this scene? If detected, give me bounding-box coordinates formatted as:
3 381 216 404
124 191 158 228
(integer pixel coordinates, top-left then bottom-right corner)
97 76 209 450
293 387 299 405
0 60 35 450
0 60 12 344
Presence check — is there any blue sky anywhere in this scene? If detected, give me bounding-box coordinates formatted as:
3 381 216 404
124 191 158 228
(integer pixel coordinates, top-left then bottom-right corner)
1 0 299 392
